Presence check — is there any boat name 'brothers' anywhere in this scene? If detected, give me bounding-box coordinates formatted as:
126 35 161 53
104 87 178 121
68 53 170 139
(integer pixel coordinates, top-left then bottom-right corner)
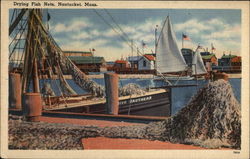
119 96 152 105
13 2 98 7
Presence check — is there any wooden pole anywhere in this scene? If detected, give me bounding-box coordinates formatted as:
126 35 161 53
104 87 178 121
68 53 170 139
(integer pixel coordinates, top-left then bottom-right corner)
33 58 40 93
9 73 22 109
104 73 119 115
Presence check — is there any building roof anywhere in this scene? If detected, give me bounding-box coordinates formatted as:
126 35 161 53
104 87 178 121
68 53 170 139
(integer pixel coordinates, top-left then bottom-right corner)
200 52 211 56
201 54 216 60
106 61 115 65
64 51 93 55
181 48 193 51
68 56 105 64
221 54 237 59
128 56 141 62
143 54 155 61
115 60 127 64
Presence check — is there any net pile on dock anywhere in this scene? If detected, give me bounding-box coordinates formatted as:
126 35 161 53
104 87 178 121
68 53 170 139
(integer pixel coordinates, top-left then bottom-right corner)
101 80 241 149
8 115 101 150
165 79 241 148
119 83 146 96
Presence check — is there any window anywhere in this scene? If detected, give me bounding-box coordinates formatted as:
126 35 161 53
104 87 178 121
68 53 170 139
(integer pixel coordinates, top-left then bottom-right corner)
143 60 146 67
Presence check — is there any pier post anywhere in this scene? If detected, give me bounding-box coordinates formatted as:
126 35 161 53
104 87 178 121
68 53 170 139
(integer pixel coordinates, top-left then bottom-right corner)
104 73 119 115
9 73 22 109
22 93 42 121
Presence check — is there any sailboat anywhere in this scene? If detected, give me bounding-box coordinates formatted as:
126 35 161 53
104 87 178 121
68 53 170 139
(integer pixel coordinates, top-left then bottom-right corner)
9 9 171 117
192 47 207 77
154 16 206 82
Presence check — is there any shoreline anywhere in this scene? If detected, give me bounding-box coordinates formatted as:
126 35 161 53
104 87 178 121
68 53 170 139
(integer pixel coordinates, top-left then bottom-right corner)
41 73 241 79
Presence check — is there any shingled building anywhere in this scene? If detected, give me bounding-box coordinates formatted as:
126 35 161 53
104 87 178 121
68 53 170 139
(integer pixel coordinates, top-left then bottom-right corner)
63 51 107 74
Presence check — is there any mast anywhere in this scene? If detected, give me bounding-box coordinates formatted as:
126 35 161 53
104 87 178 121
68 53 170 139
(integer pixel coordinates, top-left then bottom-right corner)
154 25 158 71
23 9 42 93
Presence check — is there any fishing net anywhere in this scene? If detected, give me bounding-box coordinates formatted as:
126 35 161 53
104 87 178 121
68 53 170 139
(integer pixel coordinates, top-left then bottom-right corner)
165 79 241 148
102 79 241 149
118 83 146 96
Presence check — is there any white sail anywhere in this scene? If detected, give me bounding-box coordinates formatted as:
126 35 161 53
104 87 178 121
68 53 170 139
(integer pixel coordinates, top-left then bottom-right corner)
156 16 187 73
192 49 207 75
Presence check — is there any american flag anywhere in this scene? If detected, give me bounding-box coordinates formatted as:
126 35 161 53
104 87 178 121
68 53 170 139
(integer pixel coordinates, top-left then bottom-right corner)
197 44 203 49
211 43 216 50
182 33 190 40
142 41 146 48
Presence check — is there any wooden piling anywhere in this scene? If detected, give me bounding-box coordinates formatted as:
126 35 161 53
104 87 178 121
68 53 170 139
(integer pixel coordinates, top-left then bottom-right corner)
104 73 119 115
22 93 42 121
9 73 22 109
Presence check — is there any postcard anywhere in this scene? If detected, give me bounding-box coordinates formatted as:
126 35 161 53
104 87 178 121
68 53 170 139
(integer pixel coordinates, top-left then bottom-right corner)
1 1 249 159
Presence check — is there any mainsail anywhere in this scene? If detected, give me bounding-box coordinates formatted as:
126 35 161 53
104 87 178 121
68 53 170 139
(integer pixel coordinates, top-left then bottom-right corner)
192 49 207 75
156 16 187 73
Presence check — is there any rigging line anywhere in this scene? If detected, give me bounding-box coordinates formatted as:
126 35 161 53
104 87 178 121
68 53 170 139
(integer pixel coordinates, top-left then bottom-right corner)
9 20 28 59
31 24 69 106
104 9 139 55
16 17 27 66
94 10 146 62
155 16 167 48
103 9 139 53
104 9 131 41
26 19 41 93
94 9 172 85
10 9 17 24
32 15 103 96
93 9 132 48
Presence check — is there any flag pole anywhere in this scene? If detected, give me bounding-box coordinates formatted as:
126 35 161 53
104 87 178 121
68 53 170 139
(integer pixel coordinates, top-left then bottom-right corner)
182 33 184 48
155 25 158 72
155 25 158 55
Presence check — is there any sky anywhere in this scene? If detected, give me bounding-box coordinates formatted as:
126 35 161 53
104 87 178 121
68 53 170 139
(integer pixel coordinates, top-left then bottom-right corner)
10 9 241 61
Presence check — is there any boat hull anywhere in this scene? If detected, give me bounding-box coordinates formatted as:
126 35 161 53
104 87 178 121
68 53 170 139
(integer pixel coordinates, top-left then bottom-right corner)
50 90 171 117
153 75 194 81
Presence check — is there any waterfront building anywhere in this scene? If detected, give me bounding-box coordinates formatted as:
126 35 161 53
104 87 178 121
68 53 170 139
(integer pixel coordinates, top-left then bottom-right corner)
138 54 155 70
213 54 241 73
128 56 140 70
68 56 107 73
181 48 194 66
106 61 115 68
63 51 93 57
200 52 218 71
63 50 106 74
114 60 129 68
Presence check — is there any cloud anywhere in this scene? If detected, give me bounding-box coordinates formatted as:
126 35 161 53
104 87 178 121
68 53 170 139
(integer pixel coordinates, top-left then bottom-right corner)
205 24 240 40
90 29 101 37
172 17 241 56
50 14 241 60
60 39 109 51
72 32 89 40
174 19 212 33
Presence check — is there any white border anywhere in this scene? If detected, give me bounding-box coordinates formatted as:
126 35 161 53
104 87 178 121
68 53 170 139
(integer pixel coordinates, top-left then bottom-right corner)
1 1 249 159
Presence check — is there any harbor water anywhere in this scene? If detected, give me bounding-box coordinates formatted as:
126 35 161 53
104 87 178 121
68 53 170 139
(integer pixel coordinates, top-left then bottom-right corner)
37 77 241 115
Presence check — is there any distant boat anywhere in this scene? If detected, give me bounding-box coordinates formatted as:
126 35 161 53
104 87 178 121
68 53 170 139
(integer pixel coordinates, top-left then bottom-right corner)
154 16 193 81
154 16 208 82
192 47 207 76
